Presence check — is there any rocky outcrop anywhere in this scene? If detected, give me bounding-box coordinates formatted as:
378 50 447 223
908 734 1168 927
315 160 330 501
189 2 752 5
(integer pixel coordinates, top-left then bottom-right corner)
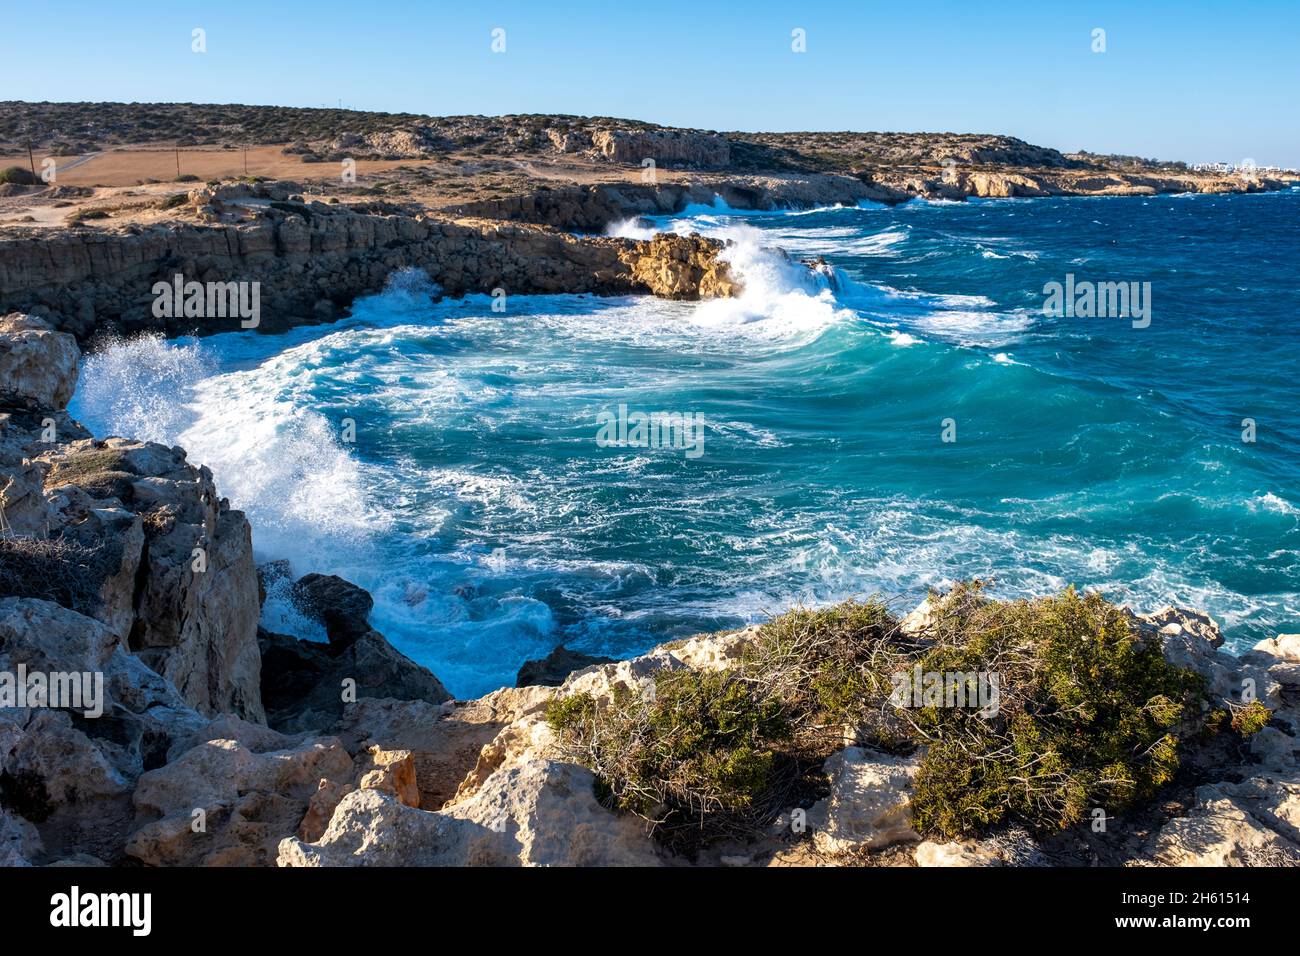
278 758 663 867
0 321 264 722
0 313 79 410
125 726 354 866
0 212 737 343
590 128 731 169
258 626 451 734
0 598 206 862
1147 789 1300 866
37 438 264 721
805 748 921 855
1135 606 1280 709
516 645 616 687
620 232 738 300
448 175 897 232
289 573 374 647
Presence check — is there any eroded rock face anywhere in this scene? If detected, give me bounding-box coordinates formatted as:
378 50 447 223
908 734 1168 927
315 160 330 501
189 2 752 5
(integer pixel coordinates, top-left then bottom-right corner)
0 598 205 862
619 232 738 300
126 733 354 866
1147 791 1300 866
290 573 374 648
0 313 79 411
258 627 451 734
0 807 42 866
1136 606 1280 710
590 129 731 169
805 748 921 855
332 691 545 810
34 437 264 721
0 319 265 725
914 840 1003 867
278 758 661 867
0 216 738 343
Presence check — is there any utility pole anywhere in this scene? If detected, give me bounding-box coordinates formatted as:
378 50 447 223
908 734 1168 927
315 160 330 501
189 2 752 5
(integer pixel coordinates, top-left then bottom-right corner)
26 139 36 180
175 148 181 179
243 146 248 176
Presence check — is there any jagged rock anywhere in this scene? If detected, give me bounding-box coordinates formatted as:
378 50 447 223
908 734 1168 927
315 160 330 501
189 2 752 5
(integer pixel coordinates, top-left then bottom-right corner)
126 734 354 866
297 745 420 842
806 748 921 855
290 573 374 647
259 627 451 734
1199 776 1300 846
34 436 264 722
0 215 737 344
516 645 616 687
0 313 79 410
332 691 548 810
1 709 134 861
278 757 661 867
1137 606 1280 709
558 628 754 703
0 598 206 860
1255 634 1300 662
1147 792 1300 866
899 597 936 637
166 713 301 762
1249 727 1298 770
619 232 738 301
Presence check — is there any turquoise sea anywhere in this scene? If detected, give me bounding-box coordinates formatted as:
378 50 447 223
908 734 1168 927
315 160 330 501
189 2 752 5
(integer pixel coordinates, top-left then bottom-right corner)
71 190 1300 697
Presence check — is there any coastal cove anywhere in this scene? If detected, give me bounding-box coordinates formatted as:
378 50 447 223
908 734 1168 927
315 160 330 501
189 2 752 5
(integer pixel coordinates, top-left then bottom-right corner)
2 92 1299 874
64 189 1300 698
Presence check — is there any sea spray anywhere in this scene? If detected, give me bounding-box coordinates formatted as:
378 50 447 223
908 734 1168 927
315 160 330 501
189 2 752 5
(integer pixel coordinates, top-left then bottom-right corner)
67 193 1300 697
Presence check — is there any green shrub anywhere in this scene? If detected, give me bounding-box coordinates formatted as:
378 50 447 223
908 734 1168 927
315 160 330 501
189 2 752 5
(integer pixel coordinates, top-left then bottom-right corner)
158 193 187 210
547 584 1212 849
0 166 38 186
908 584 1204 837
548 668 794 848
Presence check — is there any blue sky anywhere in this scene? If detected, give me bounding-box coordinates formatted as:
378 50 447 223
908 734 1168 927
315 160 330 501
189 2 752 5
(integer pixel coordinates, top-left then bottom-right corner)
7 0 1298 167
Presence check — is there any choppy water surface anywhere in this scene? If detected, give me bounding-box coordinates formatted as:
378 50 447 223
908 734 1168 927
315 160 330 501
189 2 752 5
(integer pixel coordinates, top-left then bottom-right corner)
72 190 1300 696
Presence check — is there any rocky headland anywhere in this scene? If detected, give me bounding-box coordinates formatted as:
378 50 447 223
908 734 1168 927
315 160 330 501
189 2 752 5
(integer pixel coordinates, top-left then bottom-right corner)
1 105 1293 339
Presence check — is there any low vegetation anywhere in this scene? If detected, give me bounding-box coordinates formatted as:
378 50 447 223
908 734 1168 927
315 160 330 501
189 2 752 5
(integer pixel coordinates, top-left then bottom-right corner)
0 534 112 616
548 583 1261 849
0 165 38 185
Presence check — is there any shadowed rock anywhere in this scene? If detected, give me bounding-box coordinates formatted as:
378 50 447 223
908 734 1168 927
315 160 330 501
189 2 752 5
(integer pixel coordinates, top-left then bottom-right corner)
516 644 616 688
259 627 451 735
290 573 374 649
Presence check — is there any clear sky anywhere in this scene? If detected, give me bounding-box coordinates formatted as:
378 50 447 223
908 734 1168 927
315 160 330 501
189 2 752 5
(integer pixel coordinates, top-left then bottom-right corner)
6 0 1298 167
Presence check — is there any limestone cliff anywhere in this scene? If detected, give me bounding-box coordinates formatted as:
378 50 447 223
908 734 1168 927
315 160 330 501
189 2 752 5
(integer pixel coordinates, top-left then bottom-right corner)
0 192 739 343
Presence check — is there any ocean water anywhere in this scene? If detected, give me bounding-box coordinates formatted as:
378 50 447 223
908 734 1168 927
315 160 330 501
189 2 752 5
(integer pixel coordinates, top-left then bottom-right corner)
70 190 1300 697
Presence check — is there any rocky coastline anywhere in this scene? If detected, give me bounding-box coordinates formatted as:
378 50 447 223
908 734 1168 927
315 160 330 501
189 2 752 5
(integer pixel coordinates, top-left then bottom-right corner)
0 163 1291 342
1 311 1297 868
0 180 739 343
1 108 1296 866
